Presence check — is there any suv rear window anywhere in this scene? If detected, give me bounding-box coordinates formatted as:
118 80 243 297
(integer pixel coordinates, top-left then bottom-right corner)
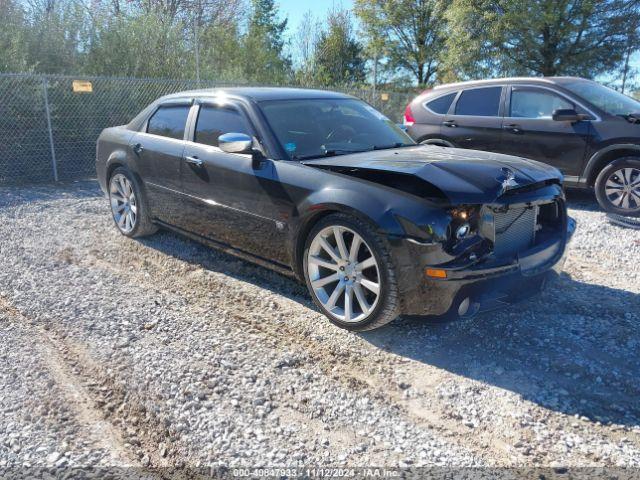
455 87 502 116
426 93 456 114
147 105 190 140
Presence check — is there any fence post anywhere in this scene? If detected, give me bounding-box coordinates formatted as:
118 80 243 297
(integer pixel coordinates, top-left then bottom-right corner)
42 76 58 182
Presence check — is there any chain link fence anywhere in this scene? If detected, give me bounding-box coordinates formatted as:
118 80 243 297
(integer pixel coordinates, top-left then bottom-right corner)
0 73 416 185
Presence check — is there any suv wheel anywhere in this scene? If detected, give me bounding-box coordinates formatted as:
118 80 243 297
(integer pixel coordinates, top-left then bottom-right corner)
595 157 640 217
108 167 158 237
302 213 400 331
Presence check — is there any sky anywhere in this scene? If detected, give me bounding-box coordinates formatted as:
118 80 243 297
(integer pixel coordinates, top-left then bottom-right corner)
277 0 355 34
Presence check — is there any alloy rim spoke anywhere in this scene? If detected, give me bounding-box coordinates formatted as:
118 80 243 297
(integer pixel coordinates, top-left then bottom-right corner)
353 284 371 315
622 192 631 209
312 272 340 288
357 256 376 271
360 278 380 295
309 255 339 270
326 281 345 310
333 227 349 259
344 285 353 322
622 168 633 186
349 235 362 262
319 237 342 263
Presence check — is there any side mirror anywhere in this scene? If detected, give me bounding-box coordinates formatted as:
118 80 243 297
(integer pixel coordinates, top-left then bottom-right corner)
552 108 587 122
218 132 253 154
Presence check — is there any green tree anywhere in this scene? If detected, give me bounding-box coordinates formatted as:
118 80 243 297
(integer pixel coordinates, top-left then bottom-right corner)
314 9 366 86
0 0 28 72
241 0 291 83
85 12 190 78
354 0 448 86
444 0 640 80
23 0 88 74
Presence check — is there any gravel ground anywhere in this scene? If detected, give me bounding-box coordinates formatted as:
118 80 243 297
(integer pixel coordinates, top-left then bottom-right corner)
0 182 639 475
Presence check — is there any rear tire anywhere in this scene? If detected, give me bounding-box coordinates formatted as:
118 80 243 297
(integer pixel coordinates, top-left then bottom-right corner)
594 157 640 217
302 213 400 331
108 167 158 238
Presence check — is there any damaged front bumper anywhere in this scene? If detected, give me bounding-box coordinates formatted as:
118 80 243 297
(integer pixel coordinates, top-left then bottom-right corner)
393 217 576 318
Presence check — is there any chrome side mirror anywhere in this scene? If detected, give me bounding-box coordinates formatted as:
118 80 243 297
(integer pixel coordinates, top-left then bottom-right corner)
219 132 253 154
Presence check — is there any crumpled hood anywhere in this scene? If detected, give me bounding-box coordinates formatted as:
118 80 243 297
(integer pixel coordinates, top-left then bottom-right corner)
302 145 563 204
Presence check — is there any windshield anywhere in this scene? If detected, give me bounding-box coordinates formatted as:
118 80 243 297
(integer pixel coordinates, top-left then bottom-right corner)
258 98 415 160
562 80 640 116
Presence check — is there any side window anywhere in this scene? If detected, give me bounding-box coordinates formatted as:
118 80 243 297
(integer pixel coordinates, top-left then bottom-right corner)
510 89 573 119
147 105 190 140
194 105 252 147
426 92 456 114
454 87 502 116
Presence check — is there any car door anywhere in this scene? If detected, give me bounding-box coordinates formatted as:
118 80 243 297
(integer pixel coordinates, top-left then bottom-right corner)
499 86 592 176
131 99 191 225
180 100 289 264
442 86 505 152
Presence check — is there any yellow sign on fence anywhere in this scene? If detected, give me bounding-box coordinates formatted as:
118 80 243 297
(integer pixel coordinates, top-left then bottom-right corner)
380 92 389 101
72 80 93 93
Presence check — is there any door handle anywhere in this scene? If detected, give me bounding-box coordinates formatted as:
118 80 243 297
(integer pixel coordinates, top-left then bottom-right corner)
132 143 144 155
504 123 521 133
443 120 457 128
185 155 203 167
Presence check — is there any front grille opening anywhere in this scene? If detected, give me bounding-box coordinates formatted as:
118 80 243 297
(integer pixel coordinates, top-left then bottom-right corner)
490 200 562 259
534 201 563 246
493 206 537 258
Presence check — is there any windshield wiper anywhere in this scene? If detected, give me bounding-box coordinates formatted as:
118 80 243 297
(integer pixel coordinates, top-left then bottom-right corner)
293 148 368 161
372 142 415 150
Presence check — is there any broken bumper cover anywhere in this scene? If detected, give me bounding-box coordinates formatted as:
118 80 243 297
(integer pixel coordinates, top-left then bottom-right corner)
396 217 576 317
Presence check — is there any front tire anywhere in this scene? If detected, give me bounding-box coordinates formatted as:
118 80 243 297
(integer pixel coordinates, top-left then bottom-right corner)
108 167 158 237
302 213 400 331
594 157 640 217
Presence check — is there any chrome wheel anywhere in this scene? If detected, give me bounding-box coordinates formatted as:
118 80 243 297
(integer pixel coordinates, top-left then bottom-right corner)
605 167 640 210
109 174 137 234
307 225 381 323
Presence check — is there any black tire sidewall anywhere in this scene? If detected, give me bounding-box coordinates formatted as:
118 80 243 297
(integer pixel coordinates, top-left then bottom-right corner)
302 214 395 331
108 167 146 237
595 157 640 217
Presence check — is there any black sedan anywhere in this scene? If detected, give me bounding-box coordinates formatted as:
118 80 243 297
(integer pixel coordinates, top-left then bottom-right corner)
96 88 575 331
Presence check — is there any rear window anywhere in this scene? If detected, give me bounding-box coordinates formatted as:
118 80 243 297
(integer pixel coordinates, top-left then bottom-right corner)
455 87 502 117
426 93 456 114
147 105 190 140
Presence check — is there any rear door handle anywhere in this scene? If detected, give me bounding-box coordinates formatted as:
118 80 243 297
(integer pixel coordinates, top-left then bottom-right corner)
443 120 457 128
504 123 521 133
185 155 203 167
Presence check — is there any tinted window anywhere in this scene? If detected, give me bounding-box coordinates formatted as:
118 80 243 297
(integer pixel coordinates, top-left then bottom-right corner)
510 89 572 118
562 80 640 115
147 105 190 139
426 93 456 114
455 87 502 116
194 106 252 147
259 98 414 160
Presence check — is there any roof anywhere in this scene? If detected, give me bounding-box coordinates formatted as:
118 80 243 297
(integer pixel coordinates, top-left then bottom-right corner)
432 76 590 90
162 87 354 102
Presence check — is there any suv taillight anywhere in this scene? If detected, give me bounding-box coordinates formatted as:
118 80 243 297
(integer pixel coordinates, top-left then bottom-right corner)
404 103 415 126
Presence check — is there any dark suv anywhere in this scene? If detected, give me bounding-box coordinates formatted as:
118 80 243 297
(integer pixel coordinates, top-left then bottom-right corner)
404 77 640 216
